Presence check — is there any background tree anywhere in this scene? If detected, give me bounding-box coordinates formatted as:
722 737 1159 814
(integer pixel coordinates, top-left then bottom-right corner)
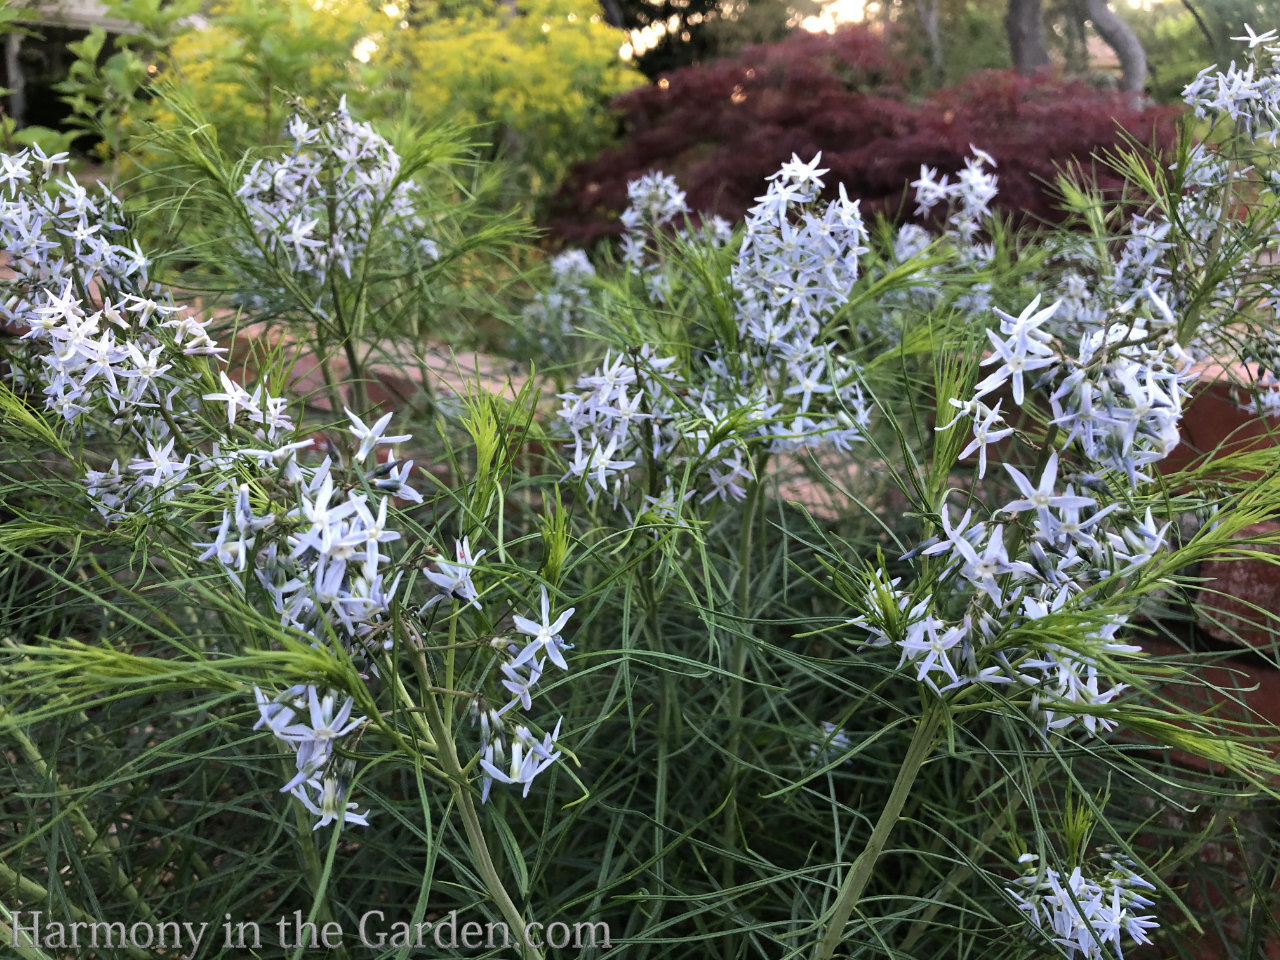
600 0 819 79
67 0 636 214
1006 0 1051 72
1133 0 1280 100
1006 0 1147 93
870 0 1012 88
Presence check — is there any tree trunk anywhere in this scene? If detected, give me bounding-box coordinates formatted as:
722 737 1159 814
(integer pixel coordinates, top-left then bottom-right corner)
913 0 944 86
1005 0 1051 74
1083 0 1146 93
1063 0 1090 75
599 0 625 28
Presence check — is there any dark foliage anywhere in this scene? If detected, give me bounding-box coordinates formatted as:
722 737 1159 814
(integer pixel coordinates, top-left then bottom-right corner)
599 0 817 80
548 25 1182 245
601 0 723 79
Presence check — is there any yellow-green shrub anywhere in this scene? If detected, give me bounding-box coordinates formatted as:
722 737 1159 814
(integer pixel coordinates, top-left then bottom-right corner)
152 0 384 154
388 0 642 203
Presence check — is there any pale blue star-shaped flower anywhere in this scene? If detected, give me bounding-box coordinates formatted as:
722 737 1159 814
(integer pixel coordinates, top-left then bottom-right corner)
511 586 575 671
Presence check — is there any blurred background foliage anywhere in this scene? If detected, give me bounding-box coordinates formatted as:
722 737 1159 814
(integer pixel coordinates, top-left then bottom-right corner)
9 0 1280 222
155 0 384 153
5 0 1280 305
12 0 644 214
382 0 642 206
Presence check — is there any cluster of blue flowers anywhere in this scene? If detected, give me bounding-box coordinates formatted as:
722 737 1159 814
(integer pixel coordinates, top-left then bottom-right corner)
823 44 1280 947
910 145 999 265
1183 24 1280 140
884 146 999 319
1007 852 1158 960
236 98 439 307
520 249 597 358
0 110 574 828
1181 29 1280 419
861 285 1191 739
0 151 222 510
555 154 874 515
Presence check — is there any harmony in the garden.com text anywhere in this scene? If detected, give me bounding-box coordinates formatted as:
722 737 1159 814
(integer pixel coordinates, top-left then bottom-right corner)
10 909 612 952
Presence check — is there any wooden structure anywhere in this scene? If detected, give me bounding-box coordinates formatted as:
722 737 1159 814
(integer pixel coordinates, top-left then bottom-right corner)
2 1 132 128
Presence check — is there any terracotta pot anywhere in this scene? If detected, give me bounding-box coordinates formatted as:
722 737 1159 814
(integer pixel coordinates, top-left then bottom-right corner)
1164 359 1280 478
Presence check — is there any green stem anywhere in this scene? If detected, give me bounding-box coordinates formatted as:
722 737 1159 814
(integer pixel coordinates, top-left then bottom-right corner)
812 701 943 960
444 607 460 730
720 457 768 956
342 336 367 415
408 632 542 960
641 565 674 935
287 801 349 960
427 694 543 960
656 669 676 818
387 666 440 755
314 328 347 417
723 467 767 802
1180 158 1235 348
321 160 367 416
